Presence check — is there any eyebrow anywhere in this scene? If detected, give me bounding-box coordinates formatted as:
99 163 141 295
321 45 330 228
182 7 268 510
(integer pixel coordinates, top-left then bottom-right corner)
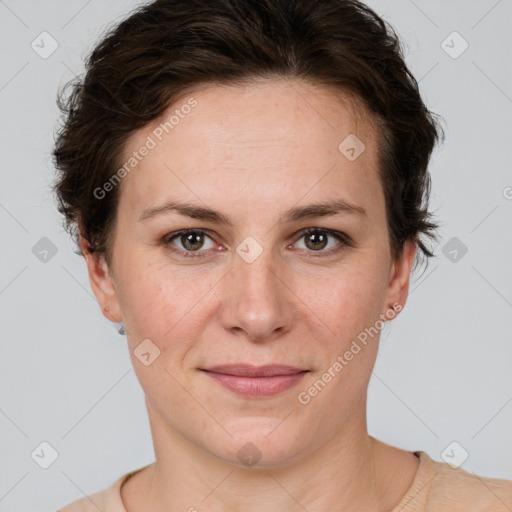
138 198 367 225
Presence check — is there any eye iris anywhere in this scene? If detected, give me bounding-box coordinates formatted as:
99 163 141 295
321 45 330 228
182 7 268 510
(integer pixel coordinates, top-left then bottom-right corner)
182 232 204 251
305 231 328 251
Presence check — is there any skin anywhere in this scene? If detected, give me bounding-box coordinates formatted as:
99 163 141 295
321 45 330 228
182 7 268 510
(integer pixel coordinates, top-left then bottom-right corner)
81 78 420 511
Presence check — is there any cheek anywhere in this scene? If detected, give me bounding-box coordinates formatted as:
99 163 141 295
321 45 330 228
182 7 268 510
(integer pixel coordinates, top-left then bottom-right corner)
296 263 384 336
118 259 218 351
294 263 386 393
298 275 383 408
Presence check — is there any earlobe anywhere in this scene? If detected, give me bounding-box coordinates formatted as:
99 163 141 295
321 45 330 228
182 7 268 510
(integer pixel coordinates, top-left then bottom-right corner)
79 234 123 323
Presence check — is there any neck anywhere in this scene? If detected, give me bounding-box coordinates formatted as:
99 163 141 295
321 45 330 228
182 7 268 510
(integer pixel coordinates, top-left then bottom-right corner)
124 399 414 512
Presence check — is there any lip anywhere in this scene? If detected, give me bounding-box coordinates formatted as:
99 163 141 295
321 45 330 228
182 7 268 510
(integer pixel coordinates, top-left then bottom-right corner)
200 364 309 397
203 364 306 377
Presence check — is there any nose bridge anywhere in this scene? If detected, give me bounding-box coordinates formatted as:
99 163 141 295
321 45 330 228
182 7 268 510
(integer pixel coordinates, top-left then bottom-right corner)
219 238 293 341
236 241 280 300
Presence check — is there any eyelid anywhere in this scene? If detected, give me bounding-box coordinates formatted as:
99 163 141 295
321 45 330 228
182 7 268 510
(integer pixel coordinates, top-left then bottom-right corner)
162 227 352 258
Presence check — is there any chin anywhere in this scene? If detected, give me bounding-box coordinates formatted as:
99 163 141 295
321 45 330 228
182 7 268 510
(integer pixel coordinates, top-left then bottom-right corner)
210 417 310 469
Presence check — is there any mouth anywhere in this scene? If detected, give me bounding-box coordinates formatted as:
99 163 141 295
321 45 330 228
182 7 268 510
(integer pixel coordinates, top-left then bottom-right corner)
199 364 309 397
202 364 307 377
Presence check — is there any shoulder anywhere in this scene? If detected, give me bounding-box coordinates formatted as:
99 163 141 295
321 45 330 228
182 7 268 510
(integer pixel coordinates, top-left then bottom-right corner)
58 485 115 512
57 464 150 512
427 453 512 511
57 478 122 512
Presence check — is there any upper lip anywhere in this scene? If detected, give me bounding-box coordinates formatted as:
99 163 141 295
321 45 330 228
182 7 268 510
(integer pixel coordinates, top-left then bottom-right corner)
201 364 307 377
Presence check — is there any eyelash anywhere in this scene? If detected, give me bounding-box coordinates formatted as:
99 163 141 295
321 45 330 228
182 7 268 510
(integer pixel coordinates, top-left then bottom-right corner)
161 228 352 259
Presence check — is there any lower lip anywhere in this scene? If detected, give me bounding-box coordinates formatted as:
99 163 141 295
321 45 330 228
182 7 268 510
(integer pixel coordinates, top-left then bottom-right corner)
202 371 308 397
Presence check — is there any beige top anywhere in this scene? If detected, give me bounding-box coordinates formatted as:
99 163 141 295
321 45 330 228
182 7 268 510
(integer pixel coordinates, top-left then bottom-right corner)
58 451 512 511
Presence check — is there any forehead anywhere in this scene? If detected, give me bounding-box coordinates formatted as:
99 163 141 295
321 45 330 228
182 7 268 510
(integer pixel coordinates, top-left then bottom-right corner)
117 78 381 219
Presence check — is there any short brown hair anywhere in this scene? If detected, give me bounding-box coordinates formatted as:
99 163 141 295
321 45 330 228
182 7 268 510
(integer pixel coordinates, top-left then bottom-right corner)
52 0 445 270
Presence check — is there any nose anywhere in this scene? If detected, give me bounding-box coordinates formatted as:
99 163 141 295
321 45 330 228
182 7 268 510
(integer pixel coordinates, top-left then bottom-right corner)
217 245 295 342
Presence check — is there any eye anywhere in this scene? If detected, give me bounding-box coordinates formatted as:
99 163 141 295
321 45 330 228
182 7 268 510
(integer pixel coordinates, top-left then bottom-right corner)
162 228 351 258
163 229 217 257
291 228 350 257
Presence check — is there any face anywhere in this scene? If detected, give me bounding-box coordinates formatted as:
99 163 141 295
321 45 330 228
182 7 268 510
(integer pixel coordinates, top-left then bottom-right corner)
83 78 415 468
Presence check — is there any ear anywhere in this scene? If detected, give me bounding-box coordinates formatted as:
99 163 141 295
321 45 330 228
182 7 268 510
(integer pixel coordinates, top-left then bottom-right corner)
79 234 123 323
382 240 417 317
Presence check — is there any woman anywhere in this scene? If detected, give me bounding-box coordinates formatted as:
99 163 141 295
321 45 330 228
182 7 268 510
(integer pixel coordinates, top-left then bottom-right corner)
54 0 512 510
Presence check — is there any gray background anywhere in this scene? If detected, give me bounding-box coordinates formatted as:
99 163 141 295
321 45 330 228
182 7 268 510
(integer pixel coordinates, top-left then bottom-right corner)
0 0 511 510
